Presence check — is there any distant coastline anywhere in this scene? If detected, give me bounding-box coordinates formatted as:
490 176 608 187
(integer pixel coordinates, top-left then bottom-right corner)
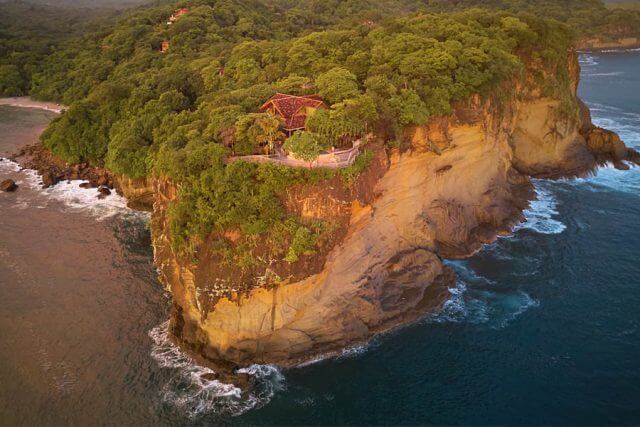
576 37 640 52
0 97 65 114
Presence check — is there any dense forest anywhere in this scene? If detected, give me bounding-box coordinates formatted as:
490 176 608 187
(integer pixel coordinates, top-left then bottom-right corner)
1 0 639 269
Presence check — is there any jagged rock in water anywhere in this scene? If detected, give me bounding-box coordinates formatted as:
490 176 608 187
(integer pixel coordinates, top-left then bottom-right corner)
0 179 18 192
41 171 58 188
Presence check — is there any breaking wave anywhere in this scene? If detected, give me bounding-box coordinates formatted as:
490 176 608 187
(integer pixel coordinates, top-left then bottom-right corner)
583 71 624 77
515 183 566 235
579 54 599 66
42 179 138 221
297 341 375 368
0 158 145 221
428 262 540 329
149 321 284 419
599 48 640 53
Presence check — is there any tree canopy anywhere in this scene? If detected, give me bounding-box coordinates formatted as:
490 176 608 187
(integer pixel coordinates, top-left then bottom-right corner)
1 0 630 273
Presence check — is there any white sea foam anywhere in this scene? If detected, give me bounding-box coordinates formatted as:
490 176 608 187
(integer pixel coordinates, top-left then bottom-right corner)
1 158 145 220
583 71 624 77
515 183 566 235
297 341 373 368
149 321 284 419
42 179 138 221
579 55 599 66
426 273 540 329
577 100 640 194
600 48 640 53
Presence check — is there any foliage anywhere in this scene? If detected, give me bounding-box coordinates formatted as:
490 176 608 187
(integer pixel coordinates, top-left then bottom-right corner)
234 112 284 155
339 149 374 187
1 0 615 257
284 225 318 263
315 67 360 104
283 131 325 162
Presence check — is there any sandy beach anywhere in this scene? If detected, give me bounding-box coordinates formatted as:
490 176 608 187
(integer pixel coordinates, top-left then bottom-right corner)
0 97 66 114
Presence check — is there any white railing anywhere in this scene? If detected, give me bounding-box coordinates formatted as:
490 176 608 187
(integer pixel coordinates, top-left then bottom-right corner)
228 140 361 169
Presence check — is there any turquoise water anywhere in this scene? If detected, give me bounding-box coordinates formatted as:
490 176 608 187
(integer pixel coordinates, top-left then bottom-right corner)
0 51 638 425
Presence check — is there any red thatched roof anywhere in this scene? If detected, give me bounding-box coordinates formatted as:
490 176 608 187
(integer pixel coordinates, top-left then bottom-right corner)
259 93 327 132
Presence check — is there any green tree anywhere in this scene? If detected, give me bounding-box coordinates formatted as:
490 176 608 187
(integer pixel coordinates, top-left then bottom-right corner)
315 67 360 104
0 65 25 96
283 131 324 164
234 112 284 155
389 88 430 127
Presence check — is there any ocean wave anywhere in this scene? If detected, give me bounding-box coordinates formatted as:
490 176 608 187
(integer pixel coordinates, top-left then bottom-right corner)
572 164 640 194
297 340 374 368
583 71 624 77
426 275 540 329
1 158 145 220
600 48 640 53
514 183 566 235
149 321 284 419
42 179 142 221
578 55 599 66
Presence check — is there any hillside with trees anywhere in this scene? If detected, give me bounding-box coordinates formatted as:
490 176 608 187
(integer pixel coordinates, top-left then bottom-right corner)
1 0 636 272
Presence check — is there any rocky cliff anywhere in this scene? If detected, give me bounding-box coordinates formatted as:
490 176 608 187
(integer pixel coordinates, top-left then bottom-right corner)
149 50 639 370
577 36 639 51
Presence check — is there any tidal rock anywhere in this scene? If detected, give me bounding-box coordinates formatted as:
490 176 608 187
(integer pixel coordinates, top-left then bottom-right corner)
586 127 627 160
613 161 631 171
0 179 18 192
42 171 58 188
200 372 219 381
98 186 111 196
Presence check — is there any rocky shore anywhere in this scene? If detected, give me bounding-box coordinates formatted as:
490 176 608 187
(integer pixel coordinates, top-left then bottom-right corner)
9 143 115 194
150 50 640 372
577 36 640 51
3 54 639 381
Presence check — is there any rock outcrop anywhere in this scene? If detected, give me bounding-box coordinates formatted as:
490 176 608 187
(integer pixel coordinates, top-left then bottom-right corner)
145 50 639 370
577 36 639 51
11 143 115 190
1 179 18 192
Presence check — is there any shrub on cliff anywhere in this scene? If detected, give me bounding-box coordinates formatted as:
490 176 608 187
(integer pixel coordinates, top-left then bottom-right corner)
283 131 325 162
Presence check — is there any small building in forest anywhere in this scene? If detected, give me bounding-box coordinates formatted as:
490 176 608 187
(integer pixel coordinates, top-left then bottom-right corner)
259 93 327 135
167 7 189 24
161 40 170 52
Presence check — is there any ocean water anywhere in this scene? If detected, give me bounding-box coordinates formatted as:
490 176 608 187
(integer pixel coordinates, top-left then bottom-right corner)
0 50 638 425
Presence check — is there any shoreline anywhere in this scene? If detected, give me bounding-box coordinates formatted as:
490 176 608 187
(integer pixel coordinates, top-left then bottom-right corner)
0 97 66 114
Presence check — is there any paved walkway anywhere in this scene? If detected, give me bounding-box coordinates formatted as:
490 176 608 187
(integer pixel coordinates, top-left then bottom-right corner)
228 141 361 169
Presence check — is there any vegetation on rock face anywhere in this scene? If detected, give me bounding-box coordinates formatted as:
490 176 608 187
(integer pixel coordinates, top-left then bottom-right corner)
2 0 626 283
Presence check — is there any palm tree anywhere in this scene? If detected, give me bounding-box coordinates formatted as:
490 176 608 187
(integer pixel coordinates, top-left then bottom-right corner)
254 113 284 155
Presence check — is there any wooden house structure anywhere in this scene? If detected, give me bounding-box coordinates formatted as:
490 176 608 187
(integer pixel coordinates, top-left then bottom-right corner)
259 93 327 135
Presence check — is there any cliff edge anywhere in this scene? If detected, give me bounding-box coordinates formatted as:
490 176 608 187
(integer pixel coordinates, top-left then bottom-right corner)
147 50 638 370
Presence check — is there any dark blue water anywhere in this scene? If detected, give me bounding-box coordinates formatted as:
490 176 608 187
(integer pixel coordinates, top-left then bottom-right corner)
233 50 640 425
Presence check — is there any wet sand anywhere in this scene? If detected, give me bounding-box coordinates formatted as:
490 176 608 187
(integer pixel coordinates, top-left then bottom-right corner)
0 97 65 114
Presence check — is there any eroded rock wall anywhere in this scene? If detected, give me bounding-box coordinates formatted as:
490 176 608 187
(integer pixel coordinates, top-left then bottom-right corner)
153 100 538 366
150 50 638 368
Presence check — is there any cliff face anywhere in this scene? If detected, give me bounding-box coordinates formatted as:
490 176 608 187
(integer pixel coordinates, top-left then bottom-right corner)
577 36 639 50
149 51 638 368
